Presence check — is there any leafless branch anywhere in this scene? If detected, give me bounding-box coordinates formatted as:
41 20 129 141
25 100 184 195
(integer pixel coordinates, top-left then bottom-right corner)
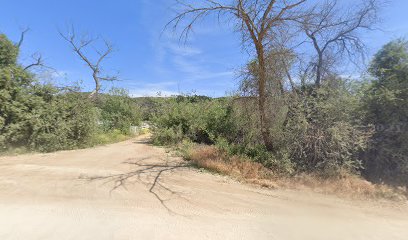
59 26 116 98
16 27 30 48
300 0 380 86
23 53 47 70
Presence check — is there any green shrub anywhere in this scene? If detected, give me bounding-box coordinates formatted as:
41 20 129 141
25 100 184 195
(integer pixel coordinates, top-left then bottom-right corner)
0 71 99 152
151 96 236 145
98 88 141 135
0 66 37 149
283 81 370 175
28 91 99 152
151 125 184 145
214 138 294 175
361 40 408 185
133 97 164 121
151 95 295 174
91 129 130 145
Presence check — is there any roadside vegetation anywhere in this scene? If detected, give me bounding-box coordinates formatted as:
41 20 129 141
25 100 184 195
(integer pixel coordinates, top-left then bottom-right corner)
0 34 140 154
146 0 408 200
148 65 408 200
148 68 408 200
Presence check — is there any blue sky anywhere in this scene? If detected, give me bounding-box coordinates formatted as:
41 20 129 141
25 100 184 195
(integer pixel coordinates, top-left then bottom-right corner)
1 0 408 97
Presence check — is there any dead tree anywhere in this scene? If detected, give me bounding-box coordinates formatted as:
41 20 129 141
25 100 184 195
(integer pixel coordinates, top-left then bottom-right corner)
301 0 379 87
59 27 117 98
168 0 307 151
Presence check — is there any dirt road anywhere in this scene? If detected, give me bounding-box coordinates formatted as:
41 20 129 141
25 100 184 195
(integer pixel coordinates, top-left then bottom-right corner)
0 135 407 240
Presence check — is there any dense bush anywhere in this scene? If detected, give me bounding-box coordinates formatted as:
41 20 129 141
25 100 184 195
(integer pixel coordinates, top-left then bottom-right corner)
0 34 98 152
150 81 369 176
361 40 408 185
28 90 99 152
151 78 376 178
0 67 34 148
0 35 42 149
151 96 236 146
133 97 164 121
228 79 369 176
0 34 140 153
150 95 295 174
98 88 141 135
0 70 99 152
283 82 371 176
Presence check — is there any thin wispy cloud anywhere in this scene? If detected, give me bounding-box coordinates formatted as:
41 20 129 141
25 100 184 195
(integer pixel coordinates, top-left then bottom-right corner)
173 55 233 80
166 43 202 56
160 35 235 83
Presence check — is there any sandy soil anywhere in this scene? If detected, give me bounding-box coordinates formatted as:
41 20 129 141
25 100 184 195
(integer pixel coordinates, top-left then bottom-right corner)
0 135 407 240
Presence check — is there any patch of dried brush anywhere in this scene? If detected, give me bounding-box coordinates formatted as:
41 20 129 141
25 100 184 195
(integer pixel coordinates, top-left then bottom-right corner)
187 145 407 201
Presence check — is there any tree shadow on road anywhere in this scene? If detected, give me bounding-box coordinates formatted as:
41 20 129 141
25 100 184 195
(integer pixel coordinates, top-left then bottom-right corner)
80 156 190 215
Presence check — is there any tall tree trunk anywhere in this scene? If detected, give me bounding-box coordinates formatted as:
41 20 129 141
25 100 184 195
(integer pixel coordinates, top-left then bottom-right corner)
89 72 101 99
256 45 274 151
315 52 323 87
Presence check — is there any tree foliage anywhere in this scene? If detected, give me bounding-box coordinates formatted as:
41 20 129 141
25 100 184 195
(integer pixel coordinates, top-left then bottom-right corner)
0 34 18 66
362 40 408 185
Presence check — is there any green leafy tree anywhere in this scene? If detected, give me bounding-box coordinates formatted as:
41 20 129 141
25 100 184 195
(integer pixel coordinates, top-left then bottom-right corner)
362 39 408 185
0 34 36 148
0 34 99 152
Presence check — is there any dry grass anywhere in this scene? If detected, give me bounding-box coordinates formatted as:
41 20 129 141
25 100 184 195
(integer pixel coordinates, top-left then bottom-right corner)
187 145 407 201
189 145 271 180
281 173 407 201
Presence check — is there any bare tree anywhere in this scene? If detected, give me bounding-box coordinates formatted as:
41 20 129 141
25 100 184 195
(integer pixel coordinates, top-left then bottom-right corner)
59 27 117 98
300 0 380 87
168 0 307 151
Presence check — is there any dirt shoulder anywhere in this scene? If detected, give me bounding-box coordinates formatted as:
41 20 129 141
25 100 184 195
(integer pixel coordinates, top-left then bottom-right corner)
0 135 407 240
